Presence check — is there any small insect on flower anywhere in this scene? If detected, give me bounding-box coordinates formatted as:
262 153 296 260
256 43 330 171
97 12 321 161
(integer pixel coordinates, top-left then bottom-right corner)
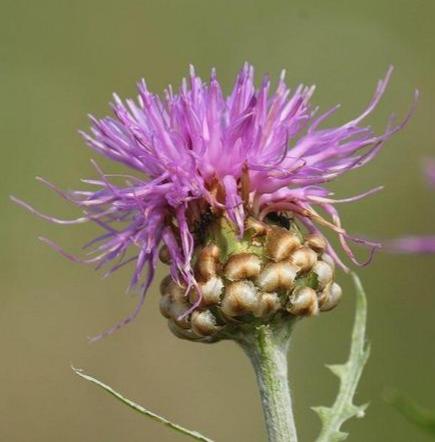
12 63 416 341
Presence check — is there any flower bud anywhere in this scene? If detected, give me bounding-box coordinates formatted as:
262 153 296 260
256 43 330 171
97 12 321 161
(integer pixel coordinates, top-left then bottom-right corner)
159 294 172 318
320 253 335 271
312 261 334 289
221 280 259 317
256 261 298 292
191 310 222 336
266 227 301 261
305 233 327 253
189 276 224 306
168 320 201 340
287 286 319 316
195 243 220 281
169 301 191 329
163 280 187 303
289 247 318 273
319 282 342 312
224 253 262 281
255 292 281 318
159 274 173 295
246 217 269 236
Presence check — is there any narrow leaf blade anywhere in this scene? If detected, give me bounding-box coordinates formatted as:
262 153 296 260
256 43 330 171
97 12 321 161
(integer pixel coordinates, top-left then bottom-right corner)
73 367 214 442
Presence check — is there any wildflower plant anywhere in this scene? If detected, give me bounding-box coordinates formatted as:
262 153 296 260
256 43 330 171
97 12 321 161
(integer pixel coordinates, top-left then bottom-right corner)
13 64 415 441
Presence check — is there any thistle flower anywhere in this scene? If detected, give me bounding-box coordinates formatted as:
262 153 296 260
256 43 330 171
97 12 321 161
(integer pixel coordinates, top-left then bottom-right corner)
13 63 415 341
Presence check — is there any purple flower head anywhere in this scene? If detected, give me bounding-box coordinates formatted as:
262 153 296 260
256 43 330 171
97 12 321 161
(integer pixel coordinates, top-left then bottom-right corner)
13 64 415 339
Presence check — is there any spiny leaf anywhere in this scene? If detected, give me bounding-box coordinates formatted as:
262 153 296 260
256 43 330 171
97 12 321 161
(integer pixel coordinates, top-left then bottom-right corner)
326 364 347 379
73 367 214 442
313 272 370 442
385 390 435 437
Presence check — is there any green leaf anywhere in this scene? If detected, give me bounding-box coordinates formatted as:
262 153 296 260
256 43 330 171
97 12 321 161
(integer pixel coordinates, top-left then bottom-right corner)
313 272 370 442
73 367 214 442
385 390 435 437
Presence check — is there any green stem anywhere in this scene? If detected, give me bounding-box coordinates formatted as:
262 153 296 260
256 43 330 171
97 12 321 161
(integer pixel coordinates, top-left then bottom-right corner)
238 322 297 442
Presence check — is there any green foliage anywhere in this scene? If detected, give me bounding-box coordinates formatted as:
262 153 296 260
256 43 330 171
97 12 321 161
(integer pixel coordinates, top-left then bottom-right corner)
73 367 214 442
385 390 435 437
313 272 370 441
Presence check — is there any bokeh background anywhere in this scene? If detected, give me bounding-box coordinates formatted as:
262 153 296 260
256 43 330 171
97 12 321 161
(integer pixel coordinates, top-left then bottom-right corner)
1 1 435 441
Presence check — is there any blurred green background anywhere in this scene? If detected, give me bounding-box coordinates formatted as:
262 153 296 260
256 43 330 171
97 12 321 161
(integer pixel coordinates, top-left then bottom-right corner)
1 0 435 441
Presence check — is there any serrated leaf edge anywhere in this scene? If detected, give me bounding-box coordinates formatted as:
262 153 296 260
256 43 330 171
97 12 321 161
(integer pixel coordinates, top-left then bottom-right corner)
313 272 370 442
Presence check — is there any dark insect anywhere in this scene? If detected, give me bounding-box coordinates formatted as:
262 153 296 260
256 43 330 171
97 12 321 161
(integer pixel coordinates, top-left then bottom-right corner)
265 212 292 230
194 209 215 245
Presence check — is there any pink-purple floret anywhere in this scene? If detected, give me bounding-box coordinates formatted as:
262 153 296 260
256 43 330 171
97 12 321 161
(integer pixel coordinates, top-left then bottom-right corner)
385 158 435 254
13 63 416 339
387 236 435 254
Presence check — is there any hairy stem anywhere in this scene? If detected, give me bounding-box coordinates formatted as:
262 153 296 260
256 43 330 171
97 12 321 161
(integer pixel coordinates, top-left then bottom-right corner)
238 321 297 442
